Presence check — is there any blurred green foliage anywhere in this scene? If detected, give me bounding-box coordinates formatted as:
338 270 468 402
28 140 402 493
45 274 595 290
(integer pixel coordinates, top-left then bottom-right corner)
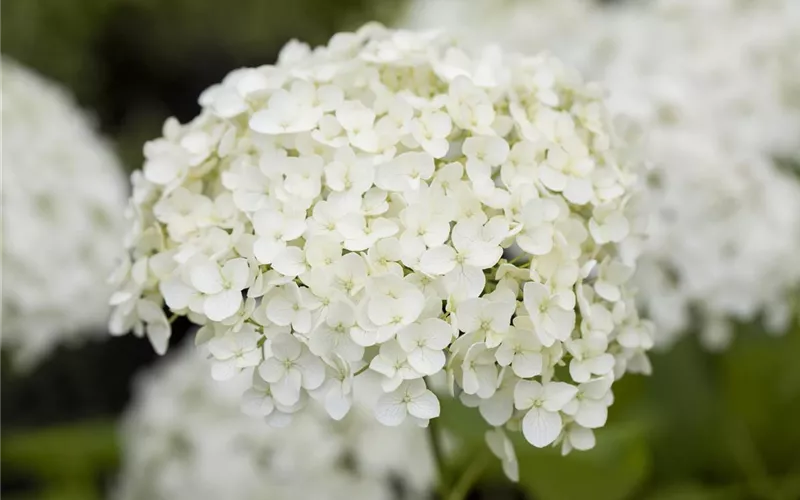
1 0 402 172
1 0 113 102
1 420 118 500
1 0 401 97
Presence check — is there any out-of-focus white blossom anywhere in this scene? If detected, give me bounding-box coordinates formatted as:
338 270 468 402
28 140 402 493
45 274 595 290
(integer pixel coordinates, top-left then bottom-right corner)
406 0 800 349
111 23 650 475
1 59 127 366
114 343 434 500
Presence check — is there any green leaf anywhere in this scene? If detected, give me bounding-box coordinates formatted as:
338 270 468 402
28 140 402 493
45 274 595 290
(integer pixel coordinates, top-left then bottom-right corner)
514 424 650 500
718 326 800 475
1 419 118 483
644 483 745 500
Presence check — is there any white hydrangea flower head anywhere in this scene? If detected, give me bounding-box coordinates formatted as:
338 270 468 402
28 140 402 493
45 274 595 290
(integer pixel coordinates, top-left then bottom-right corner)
2 58 128 366
406 0 800 349
114 343 434 500
111 23 650 472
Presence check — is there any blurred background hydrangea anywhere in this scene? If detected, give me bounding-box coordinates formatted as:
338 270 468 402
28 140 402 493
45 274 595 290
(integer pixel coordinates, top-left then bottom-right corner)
2 1 800 499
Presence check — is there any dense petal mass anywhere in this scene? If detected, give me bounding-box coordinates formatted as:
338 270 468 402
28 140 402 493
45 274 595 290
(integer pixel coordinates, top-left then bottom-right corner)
2 59 127 367
115 345 436 500
406 0 800 351
110 23 651 481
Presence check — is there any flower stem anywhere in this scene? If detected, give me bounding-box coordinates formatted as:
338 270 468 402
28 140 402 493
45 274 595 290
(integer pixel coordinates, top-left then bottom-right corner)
424 375 485 500
427 413 450 498
447 453 489 500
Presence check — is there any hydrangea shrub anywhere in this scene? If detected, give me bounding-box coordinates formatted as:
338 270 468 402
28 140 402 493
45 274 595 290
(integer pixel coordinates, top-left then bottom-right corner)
2 58 127 366
111 23 652 477
115 344 434 500
406 0 800 349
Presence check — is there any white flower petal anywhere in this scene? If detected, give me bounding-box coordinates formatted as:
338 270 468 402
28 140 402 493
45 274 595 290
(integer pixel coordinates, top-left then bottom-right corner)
543 382 578 411
375 393 408 426
575 400 608 429
146 321 171 355
258 358 287 383
514 379 543 410
568 425 596 451
204 289 243 321
324 387 352 421
419 246 458 275
522 407 563 448
272 247 307 277
222 258 250 290
479 394 514 426
190 262 224 294
270 369 303 406
241 389 275 417
408 390 440 420
512 351 543 378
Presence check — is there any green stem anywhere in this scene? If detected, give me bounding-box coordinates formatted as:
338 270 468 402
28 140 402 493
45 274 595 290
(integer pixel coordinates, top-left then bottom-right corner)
427 413 450 498
728 419 782 500
423 375 485 499
448 453 489 500
507 253 524 265
352 364 371 377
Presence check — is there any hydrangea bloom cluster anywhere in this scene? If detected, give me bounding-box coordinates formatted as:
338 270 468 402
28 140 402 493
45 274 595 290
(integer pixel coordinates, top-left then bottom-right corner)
406 0 800 348
114 344 434 500
2 58 128 366
111 23 651 468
